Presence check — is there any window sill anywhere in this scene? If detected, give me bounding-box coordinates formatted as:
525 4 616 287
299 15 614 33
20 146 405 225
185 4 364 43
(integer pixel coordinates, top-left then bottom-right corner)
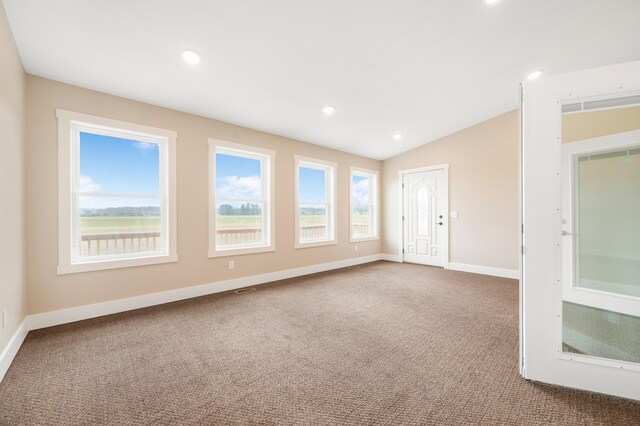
209 245 276 258
294 239 337 249
349 236 380 243
57 253 178 275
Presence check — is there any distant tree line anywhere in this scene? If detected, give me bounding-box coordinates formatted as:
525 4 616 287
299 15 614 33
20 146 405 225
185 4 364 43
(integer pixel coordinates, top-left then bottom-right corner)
218 203 262 215
352 204 370 214
80 206 160 217
299 207 326 216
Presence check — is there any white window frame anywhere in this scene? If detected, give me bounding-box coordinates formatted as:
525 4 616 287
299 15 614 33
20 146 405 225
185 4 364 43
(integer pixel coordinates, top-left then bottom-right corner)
208 139 276 257
57 109 177 274
349 167 380 242
294 156 337 249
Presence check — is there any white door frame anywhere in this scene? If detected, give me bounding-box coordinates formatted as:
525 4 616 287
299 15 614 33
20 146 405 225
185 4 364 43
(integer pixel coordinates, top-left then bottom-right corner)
398 164 449 268
561 130 640 317
521 60 640 401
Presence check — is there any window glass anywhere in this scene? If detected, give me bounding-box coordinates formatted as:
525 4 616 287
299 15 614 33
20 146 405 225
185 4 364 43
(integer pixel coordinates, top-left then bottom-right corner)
297 160 335 245
299 167 326 202
76 131 164 260
352 174 370 238
80 132 160 195
214 150 270 251
351 169 378 239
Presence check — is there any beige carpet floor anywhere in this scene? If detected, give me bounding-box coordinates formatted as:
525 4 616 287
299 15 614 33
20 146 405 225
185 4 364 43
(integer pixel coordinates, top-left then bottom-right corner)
1 261 639 425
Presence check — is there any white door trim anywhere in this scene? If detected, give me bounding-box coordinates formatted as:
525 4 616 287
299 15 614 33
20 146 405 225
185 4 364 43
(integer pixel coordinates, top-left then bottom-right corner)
561 130 640 317
398 164 449 268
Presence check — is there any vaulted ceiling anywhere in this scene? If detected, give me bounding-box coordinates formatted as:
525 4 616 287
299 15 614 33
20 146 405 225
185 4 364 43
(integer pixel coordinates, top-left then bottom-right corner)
4 0 640 159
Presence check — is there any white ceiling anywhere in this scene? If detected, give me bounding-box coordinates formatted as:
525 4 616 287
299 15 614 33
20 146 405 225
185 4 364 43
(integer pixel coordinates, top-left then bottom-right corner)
4 0 640 160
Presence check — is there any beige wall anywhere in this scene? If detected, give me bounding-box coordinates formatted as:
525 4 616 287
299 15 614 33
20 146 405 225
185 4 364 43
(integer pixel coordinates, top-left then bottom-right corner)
562 106 640 298
26 76 380 314
0 4 26 350
381 110 519 271
563 105 640 143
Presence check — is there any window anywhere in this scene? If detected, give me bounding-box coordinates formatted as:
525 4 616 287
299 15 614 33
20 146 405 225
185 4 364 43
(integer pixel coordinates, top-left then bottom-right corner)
295 156 337 248
209 140 275 257
57 110 177 274
350 167 379 241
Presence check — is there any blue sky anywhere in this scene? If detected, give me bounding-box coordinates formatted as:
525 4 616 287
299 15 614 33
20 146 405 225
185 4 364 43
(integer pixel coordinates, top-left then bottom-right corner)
81 136 331 208
352 174 370 205
79 132 160 209
80 132 159 194
215 153 262 202
298 167 325 203
215 153 326 203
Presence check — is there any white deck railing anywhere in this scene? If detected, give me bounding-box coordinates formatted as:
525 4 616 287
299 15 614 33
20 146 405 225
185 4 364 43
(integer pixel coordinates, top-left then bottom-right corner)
80 224 370 256
80 232 161 256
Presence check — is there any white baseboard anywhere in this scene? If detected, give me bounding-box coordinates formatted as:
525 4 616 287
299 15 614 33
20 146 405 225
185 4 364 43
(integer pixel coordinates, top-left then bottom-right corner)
380 253 402 262
0 319 29 382
1 254 383 383
447 262 520 279
380 255 519 279
27 254 383 331
1 254 517 383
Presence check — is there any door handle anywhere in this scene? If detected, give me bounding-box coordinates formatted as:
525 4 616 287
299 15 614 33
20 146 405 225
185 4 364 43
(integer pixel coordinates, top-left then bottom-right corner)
562 230 572 236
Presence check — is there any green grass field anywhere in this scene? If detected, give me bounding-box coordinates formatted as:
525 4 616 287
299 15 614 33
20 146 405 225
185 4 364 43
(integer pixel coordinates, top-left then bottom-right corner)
80 214 370 234
80 216 161 234
216 214 370 228
215 215 262 229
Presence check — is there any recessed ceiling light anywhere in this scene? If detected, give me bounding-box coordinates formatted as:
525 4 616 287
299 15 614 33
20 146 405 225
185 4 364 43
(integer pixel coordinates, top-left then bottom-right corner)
181 50 201 65
527 70 542 81
485 0 500 4
393 133 403 141
322 105 336 115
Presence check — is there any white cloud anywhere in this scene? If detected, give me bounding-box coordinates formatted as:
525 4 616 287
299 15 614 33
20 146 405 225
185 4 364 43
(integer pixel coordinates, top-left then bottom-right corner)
134 141 157 151
353 178 370 205
79 175 101 193
217 175 262 200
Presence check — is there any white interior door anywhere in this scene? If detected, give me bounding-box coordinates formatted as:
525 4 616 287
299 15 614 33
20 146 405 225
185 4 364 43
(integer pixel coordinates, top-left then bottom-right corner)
522 60 640 401
402 168 447 267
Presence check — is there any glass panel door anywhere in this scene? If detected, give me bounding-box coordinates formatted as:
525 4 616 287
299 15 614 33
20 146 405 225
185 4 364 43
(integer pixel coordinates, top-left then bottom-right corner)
522 59 640 402
560 99 640 367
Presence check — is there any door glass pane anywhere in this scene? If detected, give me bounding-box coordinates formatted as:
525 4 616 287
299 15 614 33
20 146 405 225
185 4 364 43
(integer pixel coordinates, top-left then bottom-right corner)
576 148 640 298
563 301 640 364
561 97 640 365
416 186 429 236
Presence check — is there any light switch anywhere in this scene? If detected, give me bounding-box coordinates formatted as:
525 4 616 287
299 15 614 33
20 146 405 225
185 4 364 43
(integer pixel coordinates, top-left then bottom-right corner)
450 211 458 218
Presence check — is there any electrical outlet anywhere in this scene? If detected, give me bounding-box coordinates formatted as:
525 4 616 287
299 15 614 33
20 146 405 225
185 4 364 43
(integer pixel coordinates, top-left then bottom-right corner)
228 260 235 270
354 245 359 252
2 309 6 329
